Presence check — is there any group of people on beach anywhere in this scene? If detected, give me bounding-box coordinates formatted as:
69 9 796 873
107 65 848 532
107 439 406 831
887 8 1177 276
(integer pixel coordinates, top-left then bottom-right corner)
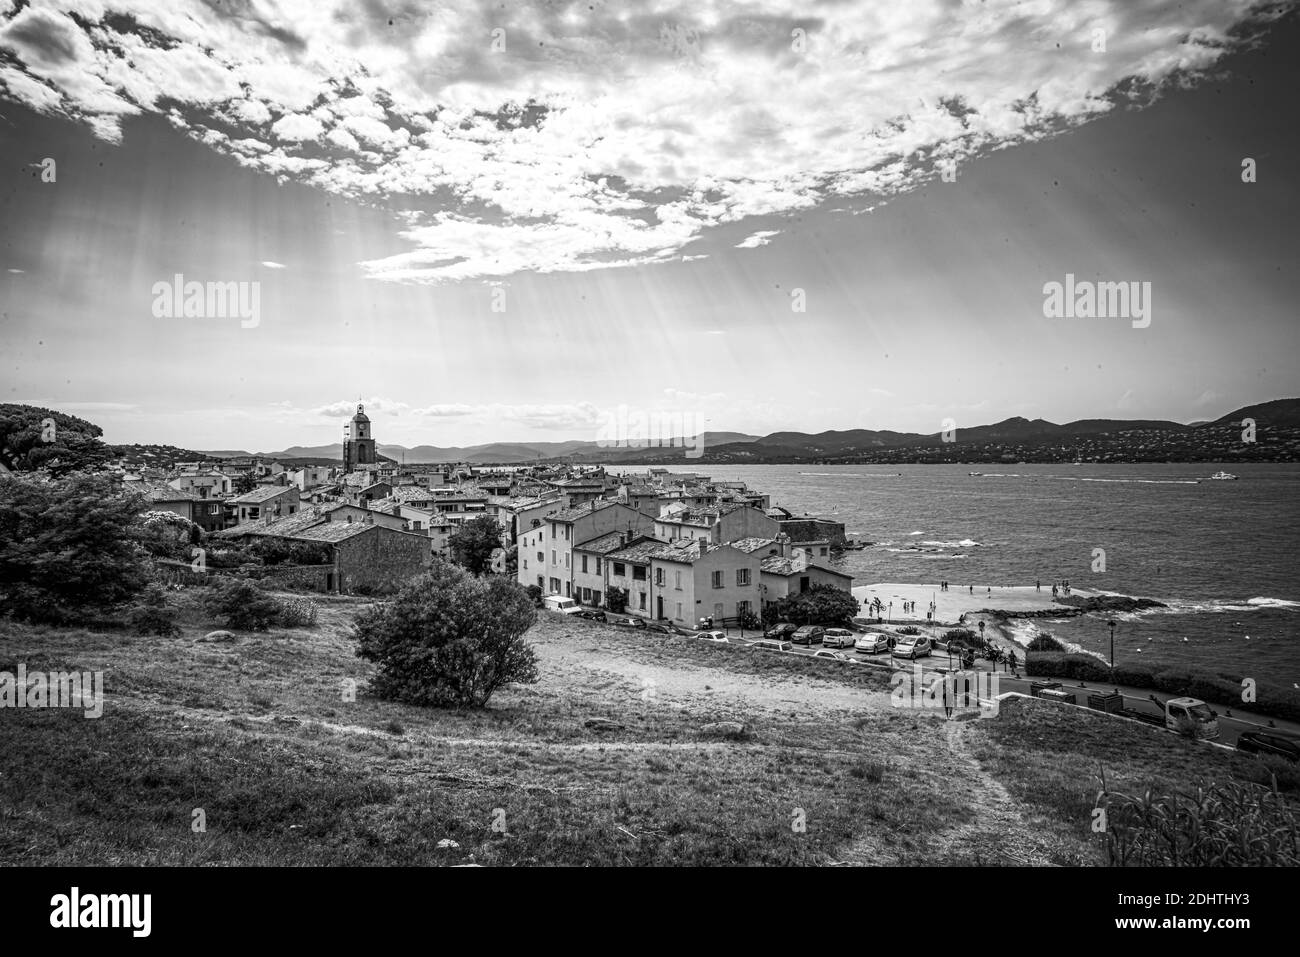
1050 580 1072 597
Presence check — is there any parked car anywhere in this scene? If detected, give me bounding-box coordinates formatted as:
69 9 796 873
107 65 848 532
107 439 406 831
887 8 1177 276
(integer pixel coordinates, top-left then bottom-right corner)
542 596 584 615
811 649 852 663
854 632 891 654
644 621 679 635
891 634 932 659
1164 697 1220 740
822 627 856 649
791 625 826 645
764 622 799 640
750 638 794 652
1237 730 1300 762
609 615 646 629
697 631 729 643
575 608 607 622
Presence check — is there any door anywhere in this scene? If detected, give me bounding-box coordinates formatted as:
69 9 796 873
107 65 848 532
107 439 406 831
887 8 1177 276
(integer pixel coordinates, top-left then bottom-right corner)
713 602 723 622
657 596 663 619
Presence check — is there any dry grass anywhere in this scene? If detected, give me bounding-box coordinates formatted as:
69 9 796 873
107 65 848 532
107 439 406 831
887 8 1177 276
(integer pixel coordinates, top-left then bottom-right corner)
1 590 1289 866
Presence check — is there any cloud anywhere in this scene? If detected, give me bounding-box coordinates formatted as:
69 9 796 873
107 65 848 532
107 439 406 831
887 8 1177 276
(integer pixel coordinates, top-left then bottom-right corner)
734 229 779 249
412 401 603 431
6 267 24 274
0 1 1286 279
312 397 410 417
260 261 287 269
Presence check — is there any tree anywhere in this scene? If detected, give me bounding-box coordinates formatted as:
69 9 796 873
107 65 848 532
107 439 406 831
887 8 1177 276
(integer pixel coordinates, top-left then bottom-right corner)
769 584 860 627
0 471 147 623
128 584 181 637
202 578 282 631
354 560 538 708
606 586 628 614
448 514 504 576
0 404 113 475
232 472 257 494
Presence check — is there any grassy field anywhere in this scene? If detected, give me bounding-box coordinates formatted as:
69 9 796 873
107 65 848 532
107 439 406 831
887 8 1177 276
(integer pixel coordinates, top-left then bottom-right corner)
1 588 1293 866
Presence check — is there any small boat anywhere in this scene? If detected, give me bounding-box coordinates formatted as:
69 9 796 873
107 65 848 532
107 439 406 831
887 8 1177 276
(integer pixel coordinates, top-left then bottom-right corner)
968 471 982 477
1208 471 1238 481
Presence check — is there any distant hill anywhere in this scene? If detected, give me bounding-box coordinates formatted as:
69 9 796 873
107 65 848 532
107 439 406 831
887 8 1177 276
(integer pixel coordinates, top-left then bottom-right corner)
188 400 1300 465
1210 398 1300 429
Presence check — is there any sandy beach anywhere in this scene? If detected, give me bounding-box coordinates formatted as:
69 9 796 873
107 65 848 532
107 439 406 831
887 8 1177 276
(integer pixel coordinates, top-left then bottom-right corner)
851 582 1095 628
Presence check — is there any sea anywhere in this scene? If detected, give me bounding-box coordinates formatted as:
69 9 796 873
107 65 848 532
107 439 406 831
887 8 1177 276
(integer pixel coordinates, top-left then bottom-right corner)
613 462 1300 685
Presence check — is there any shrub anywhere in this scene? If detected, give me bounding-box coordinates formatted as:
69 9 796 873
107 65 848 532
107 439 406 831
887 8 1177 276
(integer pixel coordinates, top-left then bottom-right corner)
277 596 319 628
203 578 282 631
127 583 181 638
1098 774 1299 866
944 628 975 642
1026 633 1065 652
895 625 921 636
606 586 628 614
770 585 860 627
525 584 543 607
0 471 147 624
354 560 538 708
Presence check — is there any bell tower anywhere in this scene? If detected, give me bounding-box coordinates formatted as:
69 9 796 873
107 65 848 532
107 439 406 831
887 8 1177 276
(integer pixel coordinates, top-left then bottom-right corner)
342 403 377 473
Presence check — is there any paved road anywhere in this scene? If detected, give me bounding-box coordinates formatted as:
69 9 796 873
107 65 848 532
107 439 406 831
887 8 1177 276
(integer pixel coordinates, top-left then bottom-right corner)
694 626 1300 750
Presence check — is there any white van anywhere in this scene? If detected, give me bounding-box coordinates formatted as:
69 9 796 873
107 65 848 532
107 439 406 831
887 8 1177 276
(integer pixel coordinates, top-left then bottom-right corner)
542 596 583 615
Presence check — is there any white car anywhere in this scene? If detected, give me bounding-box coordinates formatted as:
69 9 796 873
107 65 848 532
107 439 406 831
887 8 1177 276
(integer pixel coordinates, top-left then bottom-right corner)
855 633 891 654
892 634 933 659
812 649 852 663
542 596 584 615
697 631 729 643
822 628 857 649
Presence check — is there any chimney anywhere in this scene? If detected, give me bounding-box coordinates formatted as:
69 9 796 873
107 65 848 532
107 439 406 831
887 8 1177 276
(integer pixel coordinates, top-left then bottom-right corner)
776 532 791 558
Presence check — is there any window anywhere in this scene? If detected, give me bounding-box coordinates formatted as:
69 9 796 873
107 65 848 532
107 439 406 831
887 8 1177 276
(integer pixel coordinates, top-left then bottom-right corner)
675 570 682 590
675 602 682 619
737 568 751 586
551 525 555 539
820 547 828 556
549 577 560 592
632 566 646 581
551 550 557 565
582 555 588 573
565 554 570 568
595 558 602 574
582 587 591 602
655 568 664 586
537 552 544 563
613 562 626 577
712 570 724 589
593 590 602 606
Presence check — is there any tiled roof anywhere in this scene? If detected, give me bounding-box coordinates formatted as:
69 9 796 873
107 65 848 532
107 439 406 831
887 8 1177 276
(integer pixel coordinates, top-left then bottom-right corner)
230 485 295 505
574 531 628 555
760 557 853 579
730 537 778 554
607 536 674 563
549 499 623 523
294 522 374 543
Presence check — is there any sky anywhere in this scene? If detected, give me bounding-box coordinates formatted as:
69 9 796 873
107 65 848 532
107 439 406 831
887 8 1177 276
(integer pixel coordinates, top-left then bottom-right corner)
1 0 1297 452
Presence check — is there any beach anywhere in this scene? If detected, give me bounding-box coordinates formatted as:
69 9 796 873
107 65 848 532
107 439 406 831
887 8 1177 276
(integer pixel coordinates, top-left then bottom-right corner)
852 582 1092 627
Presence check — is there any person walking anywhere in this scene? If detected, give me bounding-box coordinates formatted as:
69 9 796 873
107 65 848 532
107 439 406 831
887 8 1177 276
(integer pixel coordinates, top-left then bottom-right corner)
1036 579 1041 591
942 678 952 719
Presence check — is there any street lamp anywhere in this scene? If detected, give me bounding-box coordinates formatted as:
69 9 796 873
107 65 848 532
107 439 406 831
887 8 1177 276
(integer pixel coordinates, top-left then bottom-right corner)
1108 619 1116 677
888 601 893 624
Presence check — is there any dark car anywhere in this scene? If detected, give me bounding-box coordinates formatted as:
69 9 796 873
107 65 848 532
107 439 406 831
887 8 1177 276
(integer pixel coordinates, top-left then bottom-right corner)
644 621 680 635
1237 730 1300 762
575 609 607 622
764 622 799 640
791 625 826 645
609 616 646 629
